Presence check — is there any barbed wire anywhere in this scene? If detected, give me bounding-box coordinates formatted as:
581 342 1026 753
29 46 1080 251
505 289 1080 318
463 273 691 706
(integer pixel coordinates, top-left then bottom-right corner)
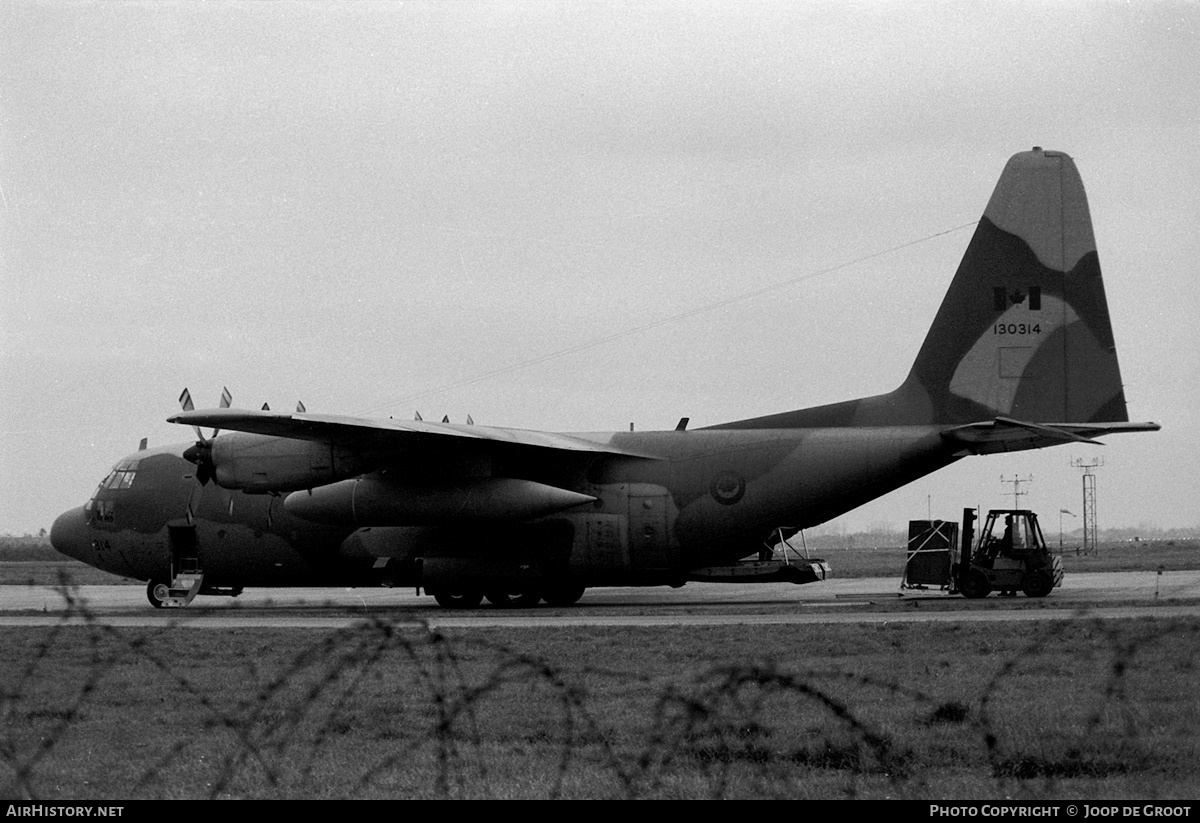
2 574 1197 799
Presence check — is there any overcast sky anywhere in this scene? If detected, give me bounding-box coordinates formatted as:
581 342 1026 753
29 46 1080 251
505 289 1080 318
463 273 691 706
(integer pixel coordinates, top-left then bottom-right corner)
2 1 1197 536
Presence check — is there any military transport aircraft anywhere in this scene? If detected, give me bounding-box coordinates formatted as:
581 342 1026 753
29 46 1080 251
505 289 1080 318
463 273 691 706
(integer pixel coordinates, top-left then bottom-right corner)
50 148 1159 608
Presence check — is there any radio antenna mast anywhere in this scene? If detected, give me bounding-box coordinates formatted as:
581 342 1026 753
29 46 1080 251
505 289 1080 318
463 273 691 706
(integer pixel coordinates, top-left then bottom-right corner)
1071 457 1104 555
1000 474 1033 509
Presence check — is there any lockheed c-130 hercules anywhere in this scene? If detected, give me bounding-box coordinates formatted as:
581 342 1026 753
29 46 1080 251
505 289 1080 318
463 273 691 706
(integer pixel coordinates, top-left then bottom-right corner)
50 148 1159 609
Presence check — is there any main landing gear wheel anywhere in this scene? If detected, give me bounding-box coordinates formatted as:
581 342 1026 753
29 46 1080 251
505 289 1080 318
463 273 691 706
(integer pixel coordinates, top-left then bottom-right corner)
1021 570 1054 598
485 589 542 608
146 579 170 609
433 590 484 609
959 569 992 599
541 583 585 607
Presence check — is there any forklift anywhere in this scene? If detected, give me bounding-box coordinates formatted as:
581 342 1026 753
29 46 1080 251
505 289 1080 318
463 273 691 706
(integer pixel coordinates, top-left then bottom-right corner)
953 508 1063 598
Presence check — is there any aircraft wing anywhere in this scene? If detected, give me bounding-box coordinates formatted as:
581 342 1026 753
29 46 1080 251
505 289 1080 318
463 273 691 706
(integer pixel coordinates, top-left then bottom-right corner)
167 408 653 459
941 416 1161 455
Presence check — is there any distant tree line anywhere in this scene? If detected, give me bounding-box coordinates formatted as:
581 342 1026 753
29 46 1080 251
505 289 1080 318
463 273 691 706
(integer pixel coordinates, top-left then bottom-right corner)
0 533 57 562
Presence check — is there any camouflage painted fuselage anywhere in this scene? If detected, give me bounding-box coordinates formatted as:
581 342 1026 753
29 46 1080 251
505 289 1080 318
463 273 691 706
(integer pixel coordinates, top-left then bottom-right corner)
53 422 956 590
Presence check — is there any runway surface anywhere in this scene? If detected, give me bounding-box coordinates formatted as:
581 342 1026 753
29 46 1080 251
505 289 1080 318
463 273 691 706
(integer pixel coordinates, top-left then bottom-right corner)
2 570 1198 628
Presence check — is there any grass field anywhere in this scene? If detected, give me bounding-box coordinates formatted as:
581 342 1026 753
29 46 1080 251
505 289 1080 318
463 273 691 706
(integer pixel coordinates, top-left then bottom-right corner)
2 612 1198 799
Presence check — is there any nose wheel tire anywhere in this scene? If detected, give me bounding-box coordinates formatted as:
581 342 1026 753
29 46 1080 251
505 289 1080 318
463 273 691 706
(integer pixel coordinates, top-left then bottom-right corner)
146 579 170 609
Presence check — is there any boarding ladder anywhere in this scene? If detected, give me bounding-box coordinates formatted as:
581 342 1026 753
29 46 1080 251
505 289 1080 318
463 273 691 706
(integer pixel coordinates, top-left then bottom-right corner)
164 523 204 607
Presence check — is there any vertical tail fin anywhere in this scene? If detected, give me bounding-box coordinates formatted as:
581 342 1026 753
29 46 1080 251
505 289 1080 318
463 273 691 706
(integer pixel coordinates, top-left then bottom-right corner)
904 147 1129 424
713 148 1139 433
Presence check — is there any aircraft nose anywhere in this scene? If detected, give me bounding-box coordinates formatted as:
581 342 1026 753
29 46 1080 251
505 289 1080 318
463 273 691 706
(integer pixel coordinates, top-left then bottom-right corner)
50 507 93 564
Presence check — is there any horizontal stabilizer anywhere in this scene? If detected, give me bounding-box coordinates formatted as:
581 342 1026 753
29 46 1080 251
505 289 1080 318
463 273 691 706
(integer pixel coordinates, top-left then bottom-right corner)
942 417 1161 455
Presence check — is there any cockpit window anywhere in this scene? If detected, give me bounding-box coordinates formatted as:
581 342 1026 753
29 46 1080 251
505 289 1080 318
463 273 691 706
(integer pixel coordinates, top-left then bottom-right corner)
88 459 140 520
98 459 140 491
102 470 136 489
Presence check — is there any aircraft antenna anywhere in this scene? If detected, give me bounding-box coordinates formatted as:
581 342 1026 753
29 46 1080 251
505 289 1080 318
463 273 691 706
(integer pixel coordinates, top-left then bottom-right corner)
352 221 979 417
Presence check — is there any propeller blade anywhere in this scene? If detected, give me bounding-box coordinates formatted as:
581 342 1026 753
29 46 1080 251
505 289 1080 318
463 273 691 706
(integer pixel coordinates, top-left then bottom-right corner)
179 387 229 441
209 388 232 439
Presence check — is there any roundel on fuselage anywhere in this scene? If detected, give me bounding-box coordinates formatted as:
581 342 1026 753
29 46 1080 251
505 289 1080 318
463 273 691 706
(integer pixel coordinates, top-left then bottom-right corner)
710 470 746 506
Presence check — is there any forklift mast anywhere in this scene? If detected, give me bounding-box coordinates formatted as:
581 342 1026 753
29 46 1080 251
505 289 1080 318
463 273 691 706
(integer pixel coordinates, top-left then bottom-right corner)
960 507 976 567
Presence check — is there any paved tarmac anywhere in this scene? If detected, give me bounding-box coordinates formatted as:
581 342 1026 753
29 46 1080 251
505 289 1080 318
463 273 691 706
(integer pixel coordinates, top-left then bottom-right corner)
1 570 1197 628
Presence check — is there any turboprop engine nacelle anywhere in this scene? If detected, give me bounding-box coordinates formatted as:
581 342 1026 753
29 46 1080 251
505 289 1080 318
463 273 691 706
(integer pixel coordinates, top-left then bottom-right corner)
209 432 372 493
284 476 597 525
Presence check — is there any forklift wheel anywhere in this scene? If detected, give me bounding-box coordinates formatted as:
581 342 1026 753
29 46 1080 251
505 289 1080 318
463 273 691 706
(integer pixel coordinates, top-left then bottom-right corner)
960 569 992 599
1021 570 1054 598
